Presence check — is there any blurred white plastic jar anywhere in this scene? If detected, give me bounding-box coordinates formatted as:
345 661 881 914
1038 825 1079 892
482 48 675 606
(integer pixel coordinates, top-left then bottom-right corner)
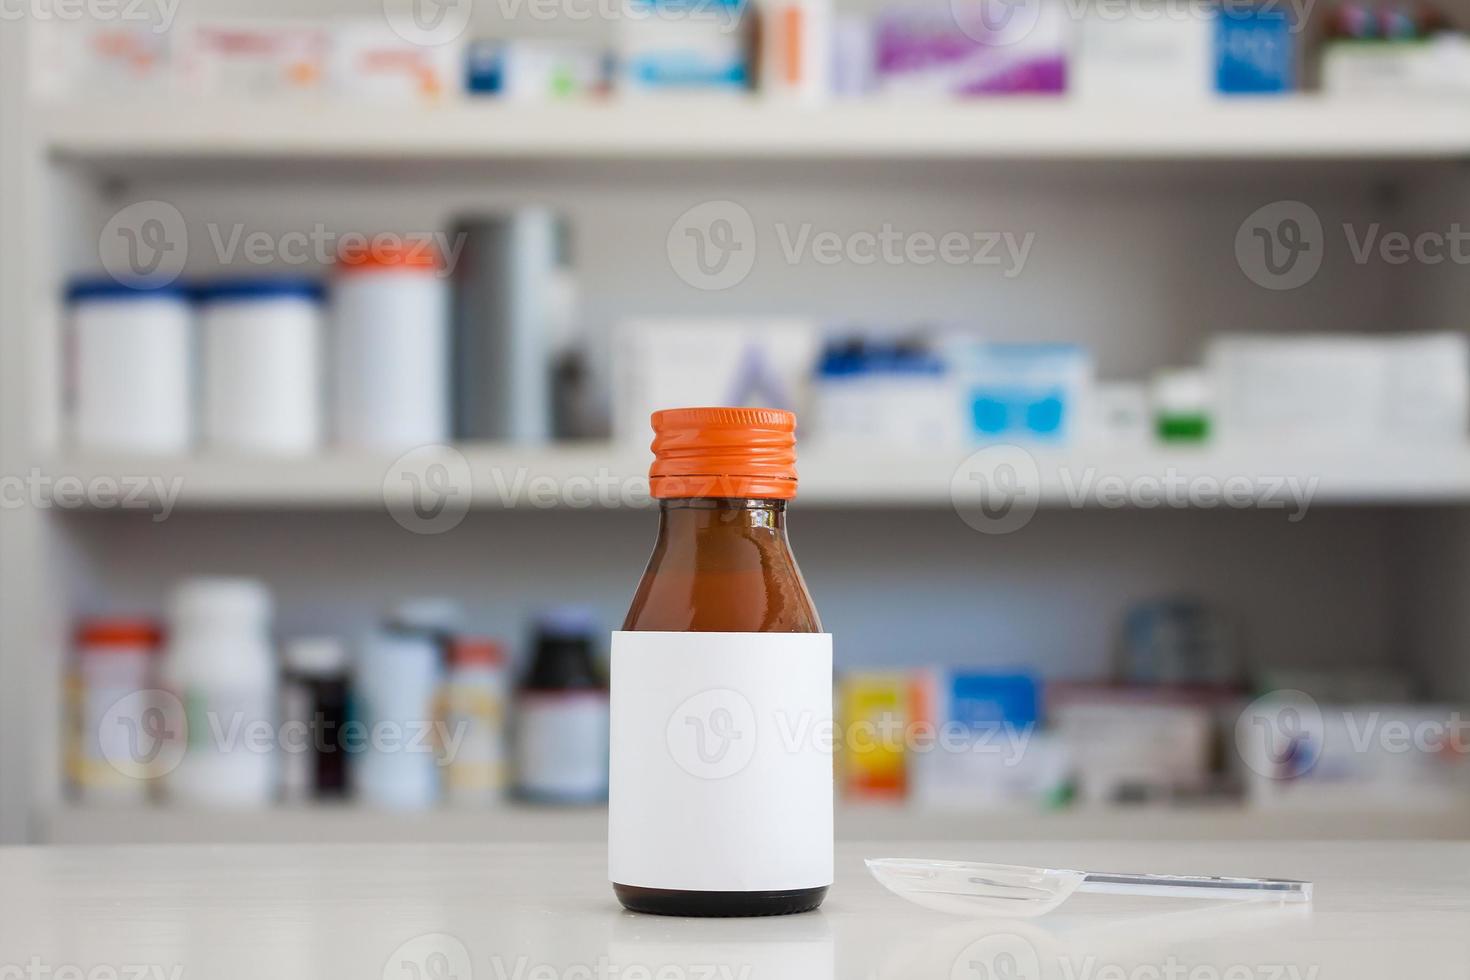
200 279 325 455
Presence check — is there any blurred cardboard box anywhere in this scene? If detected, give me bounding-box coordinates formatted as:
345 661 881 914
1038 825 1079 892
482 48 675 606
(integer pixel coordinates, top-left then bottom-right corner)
612 318 820 445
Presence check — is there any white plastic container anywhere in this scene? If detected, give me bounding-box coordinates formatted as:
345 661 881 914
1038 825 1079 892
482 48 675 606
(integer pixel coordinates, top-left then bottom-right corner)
354 621 445 810
159 578 277 808
331 248 450 451
200 280 325 455
72 619 162 805
69 281 193 455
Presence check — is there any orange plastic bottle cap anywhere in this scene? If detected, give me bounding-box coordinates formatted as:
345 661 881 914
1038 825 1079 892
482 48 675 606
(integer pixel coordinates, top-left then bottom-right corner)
648 406 798 500
334 239 442 275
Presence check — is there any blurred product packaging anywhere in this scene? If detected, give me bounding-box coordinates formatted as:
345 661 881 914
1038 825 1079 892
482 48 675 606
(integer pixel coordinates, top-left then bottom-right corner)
32 22 172 99
906 670 1068 810
831 13 878 97
1321 2 1470 95
160 578 278 809
465 39 612 99
1150 368 1212 443
810 337 957 450
1074 0 1216 100
873 1 1068 96
174 21 331 99
837 672 914 800
354 600 457 810
1087 381 1152 447
452 212 568 444
1117 597 1240 688
1237 696 1470 808
279 637 351 804
70 619 163 806
199 279 326 457
514 609 610 804
1207 332 1469 444
950 341 1093 444
328 20 462 102
331 244 451 451
613 319 820 444
759 0 834 103
67 280 194 456
1215 5 1297 94
1048 683 1217 805
617 0 752 95
442 637 511 806
1075 0 1295 100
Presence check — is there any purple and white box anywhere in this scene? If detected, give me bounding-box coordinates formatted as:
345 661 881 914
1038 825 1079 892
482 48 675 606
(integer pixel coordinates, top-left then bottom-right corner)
875 0 1069 95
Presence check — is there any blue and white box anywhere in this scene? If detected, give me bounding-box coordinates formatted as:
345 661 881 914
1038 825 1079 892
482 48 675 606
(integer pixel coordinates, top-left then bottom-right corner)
950 342 1092 444
1216 6 1295 94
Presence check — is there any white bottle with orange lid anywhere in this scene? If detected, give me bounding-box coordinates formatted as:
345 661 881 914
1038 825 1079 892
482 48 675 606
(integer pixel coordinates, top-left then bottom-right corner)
331 242 449 450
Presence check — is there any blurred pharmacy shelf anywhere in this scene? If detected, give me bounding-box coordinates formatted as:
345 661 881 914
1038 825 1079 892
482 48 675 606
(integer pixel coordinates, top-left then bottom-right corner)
41 442 1470 510
40 98 1470 164
42 803 1470 845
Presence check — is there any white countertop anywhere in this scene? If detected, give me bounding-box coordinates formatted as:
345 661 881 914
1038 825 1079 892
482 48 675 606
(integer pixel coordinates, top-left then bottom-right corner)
1 841 1464 980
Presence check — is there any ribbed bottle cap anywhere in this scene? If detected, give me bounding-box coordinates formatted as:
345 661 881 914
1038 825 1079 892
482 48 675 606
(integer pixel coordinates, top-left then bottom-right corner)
648 407 798 500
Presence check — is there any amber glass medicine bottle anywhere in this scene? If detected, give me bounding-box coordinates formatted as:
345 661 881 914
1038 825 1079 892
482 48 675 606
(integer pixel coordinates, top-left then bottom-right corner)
608 407 833 917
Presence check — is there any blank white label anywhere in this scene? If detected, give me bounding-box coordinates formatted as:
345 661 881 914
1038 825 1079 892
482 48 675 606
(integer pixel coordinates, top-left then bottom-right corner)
608 631 834 892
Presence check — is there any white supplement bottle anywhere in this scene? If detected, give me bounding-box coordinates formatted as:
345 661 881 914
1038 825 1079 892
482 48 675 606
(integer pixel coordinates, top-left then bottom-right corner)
159 578 278 808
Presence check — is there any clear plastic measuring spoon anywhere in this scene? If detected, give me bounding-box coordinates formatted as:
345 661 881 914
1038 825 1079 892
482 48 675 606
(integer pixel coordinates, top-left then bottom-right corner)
866 858 1313 918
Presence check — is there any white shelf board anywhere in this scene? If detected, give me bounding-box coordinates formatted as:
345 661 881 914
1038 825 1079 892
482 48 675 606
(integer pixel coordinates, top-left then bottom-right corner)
42 803 1469 845
41 98 1470 163
40 442 1470 511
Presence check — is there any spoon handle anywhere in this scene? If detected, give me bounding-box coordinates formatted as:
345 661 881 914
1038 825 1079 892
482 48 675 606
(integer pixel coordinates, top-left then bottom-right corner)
1078 872 1312 903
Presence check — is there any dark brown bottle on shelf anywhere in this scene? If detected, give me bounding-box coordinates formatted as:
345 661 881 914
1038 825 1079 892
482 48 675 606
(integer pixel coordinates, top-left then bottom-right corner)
609 407 833 917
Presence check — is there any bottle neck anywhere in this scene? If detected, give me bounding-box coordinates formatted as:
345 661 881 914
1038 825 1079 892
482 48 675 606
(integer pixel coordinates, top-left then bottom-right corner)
656 497 788 538
622 497 820 632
